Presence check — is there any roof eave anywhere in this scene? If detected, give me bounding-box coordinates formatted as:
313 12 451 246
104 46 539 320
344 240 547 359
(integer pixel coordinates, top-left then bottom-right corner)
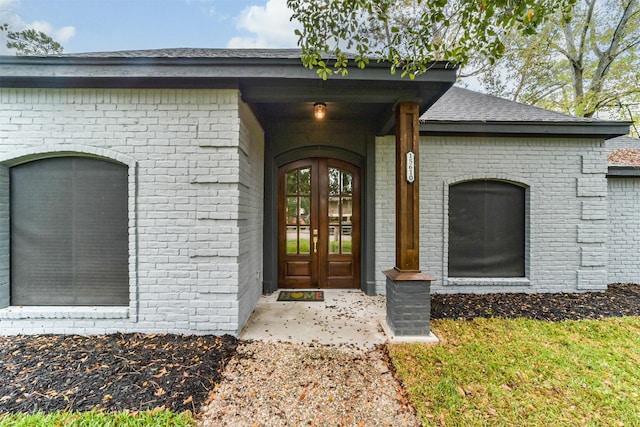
0 55 456 86
607 165 640 177
420 120 631 139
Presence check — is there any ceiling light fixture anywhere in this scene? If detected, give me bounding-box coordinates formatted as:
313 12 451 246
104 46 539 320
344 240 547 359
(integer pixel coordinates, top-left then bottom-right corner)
314 102 326 120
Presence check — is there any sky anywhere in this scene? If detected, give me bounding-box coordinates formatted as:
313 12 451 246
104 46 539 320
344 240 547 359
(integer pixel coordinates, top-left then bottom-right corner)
0 0 299 54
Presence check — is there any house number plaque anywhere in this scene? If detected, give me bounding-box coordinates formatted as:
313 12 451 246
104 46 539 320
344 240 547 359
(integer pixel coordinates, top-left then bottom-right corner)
406 151 415 183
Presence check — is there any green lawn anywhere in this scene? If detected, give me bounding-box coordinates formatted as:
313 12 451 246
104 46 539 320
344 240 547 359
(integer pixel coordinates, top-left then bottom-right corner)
388 317 640 427
0 409 194 427
287 238 310 254
287 239 352 254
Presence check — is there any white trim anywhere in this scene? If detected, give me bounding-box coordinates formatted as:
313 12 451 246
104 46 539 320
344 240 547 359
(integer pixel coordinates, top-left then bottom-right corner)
447 278 531 287
0 306 129 320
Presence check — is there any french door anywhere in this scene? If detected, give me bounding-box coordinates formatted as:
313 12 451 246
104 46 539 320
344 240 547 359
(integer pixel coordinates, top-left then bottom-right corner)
278 158 361 289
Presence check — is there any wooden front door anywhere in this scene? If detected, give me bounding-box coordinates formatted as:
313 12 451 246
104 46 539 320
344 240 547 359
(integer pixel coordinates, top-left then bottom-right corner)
278 158 361 289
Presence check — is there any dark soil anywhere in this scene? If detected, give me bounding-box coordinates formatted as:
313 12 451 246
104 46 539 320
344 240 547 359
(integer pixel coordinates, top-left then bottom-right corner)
1 283 638 415
431 283 640 321
0 334 237 414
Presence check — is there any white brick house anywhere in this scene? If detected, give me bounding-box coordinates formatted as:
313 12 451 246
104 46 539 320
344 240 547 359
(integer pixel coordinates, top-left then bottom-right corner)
0 49 634 336
606 136 640 285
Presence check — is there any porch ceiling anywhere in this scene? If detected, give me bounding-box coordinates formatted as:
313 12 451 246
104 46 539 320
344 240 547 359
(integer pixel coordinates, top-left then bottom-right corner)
253 101 388 122
239 78 454 135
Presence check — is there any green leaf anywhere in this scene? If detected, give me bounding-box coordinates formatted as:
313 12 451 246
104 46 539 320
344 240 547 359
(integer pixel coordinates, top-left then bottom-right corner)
288 0 568 79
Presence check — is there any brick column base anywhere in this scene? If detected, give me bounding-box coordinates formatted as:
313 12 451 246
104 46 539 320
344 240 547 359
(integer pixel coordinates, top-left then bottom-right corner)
384 269 433 336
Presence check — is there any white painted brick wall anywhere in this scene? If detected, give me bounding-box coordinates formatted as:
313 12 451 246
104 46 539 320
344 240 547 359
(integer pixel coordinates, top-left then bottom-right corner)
0 88 264 335
608 178 640 284
0 167 8 309
236 102 265 330
375 135 609 294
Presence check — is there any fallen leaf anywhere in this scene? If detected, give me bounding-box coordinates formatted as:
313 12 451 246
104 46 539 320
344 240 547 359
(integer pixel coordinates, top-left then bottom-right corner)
153 367 168 378
439 413 446 426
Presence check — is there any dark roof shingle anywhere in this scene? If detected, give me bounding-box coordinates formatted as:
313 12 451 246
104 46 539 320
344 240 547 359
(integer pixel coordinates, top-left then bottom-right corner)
421 86 602 123
606 135 640 151
62 48 305 59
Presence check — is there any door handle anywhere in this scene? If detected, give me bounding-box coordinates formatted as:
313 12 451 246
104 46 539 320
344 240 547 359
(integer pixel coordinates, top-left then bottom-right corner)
312 229 318 253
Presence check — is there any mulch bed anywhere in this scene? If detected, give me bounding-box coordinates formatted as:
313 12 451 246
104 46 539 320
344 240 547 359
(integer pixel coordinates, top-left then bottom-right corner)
431 283 640 321
1 283 638 415
0 333 237 414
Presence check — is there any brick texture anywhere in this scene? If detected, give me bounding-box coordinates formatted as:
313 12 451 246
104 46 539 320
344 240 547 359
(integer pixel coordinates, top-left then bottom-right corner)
375 135 610 294
607 178 640 284
385 277 431 335
0 88 264 335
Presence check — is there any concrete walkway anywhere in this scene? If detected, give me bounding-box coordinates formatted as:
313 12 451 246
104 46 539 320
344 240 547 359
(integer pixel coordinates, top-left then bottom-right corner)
239 289 388 349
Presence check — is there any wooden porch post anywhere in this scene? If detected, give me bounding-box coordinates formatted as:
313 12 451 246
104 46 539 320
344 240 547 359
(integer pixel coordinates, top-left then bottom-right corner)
395 102 421 273
383 102 435 338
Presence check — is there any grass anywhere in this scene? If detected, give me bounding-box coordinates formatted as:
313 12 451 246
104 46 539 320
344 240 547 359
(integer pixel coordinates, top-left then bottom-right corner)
287 238 310 254
388 317 640 427
287 239 352 254
0 409 194 426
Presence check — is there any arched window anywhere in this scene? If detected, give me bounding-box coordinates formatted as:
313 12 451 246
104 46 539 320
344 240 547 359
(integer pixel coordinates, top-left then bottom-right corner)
448 180 525 278
10 157 128 305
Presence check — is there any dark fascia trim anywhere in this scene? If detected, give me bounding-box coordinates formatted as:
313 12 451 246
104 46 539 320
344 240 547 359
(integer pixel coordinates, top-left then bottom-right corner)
420 120 631 139
607 165 640 177
0 55 457 86
0 76 241 89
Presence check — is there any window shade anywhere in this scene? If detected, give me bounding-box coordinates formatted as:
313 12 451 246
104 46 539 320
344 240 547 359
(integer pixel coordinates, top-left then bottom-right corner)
448 180 525 278
10 157 128 306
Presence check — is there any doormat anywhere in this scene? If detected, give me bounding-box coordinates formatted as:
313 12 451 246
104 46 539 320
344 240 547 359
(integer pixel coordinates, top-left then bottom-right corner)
277 291 325 302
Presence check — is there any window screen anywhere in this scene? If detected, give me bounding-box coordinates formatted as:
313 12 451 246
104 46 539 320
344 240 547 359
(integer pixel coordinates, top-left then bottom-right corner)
10 157 129 306
448 180 525 278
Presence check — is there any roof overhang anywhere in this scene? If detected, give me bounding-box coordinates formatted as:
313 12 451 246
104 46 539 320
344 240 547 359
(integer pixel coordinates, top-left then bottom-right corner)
0 54 458 135
420 120 632 139
607 165 640 177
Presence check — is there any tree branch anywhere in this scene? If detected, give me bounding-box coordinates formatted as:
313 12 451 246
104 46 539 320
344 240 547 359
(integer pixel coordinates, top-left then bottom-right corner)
581 0 597 59
589 0 638 95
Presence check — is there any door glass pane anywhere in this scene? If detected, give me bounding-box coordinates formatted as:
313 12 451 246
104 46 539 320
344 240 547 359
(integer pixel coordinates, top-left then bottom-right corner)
342 171 353 194
341 228 352 254
328 226 339 254
286 197 298 224
341 197 352 254
328 167 340 195
299 168 311 195
286 171 297 195
286 226 298 254
299 226 311 254
328 196 340 225
299 196 310 225
341 197 352 221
